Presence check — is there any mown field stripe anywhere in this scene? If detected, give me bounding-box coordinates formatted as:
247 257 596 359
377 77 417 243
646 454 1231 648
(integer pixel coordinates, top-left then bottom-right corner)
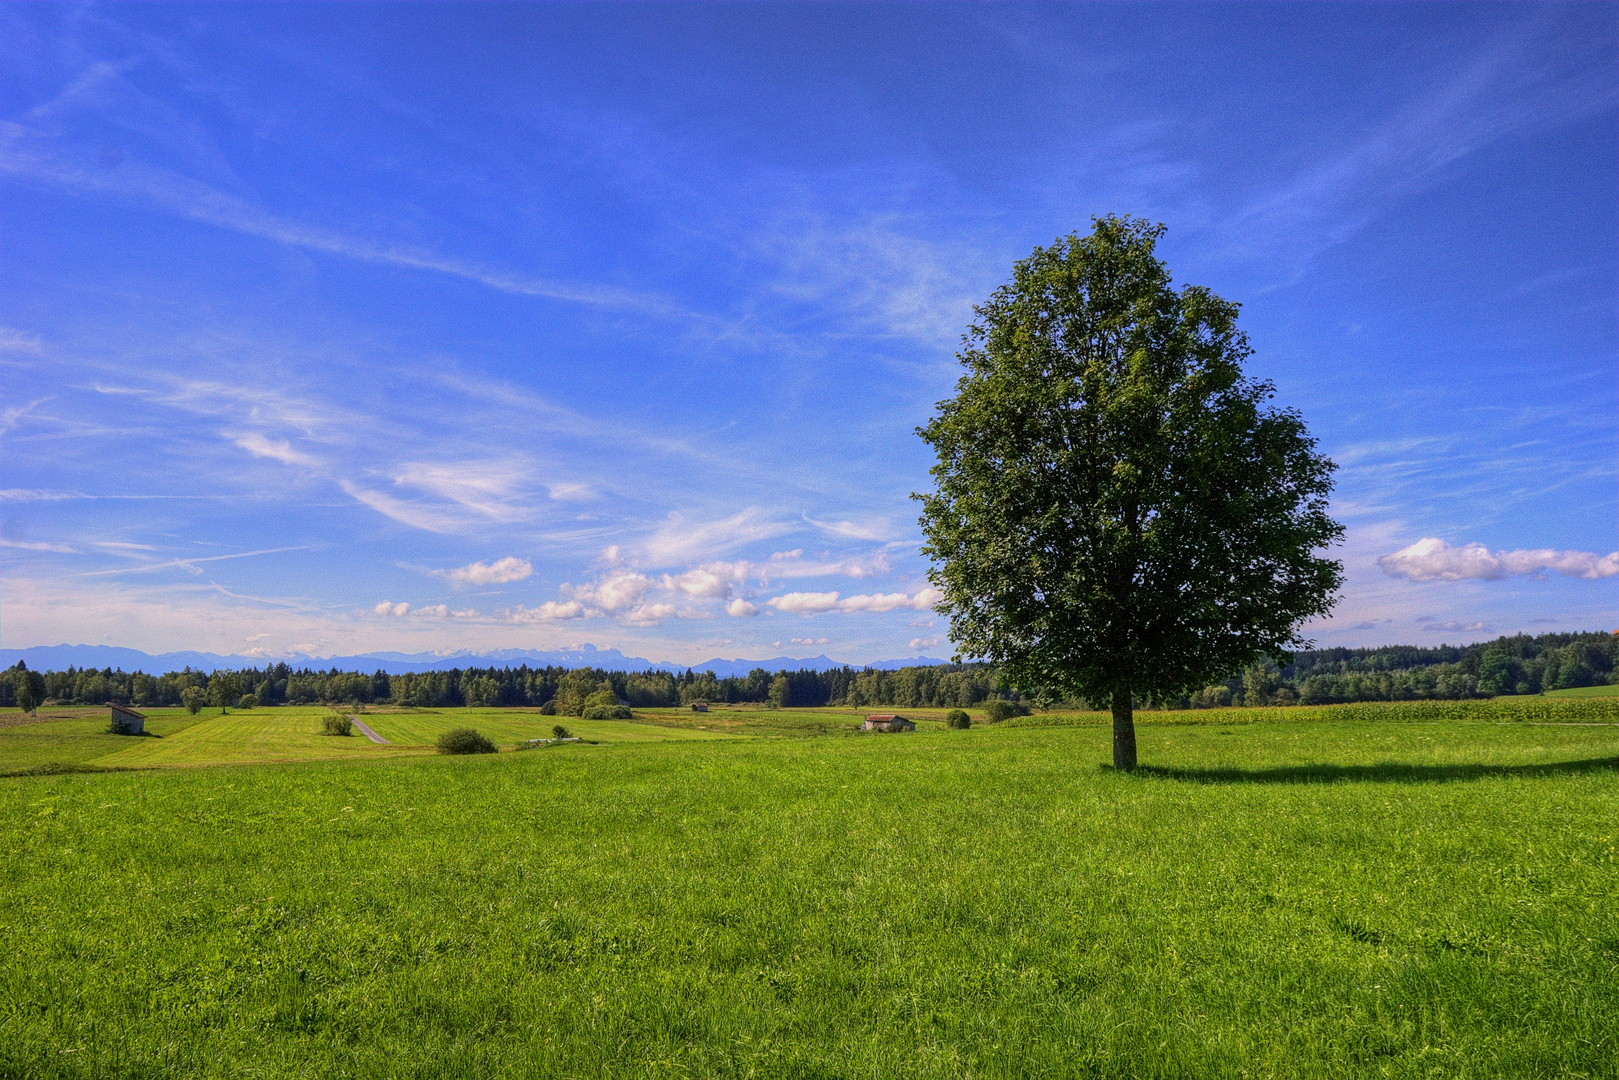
349 715 389 743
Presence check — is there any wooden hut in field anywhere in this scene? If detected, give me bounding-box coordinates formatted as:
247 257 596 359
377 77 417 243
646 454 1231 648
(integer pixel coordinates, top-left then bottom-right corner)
690 702 709 713
862 714 914 732
109 703 146 735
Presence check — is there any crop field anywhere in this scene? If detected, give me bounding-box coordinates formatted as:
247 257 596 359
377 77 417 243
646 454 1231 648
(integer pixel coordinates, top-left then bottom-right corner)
2 704 1617 1079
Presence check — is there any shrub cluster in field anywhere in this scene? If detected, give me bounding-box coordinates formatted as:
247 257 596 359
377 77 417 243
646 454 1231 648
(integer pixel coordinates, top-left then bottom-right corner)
984 699 1032 723
320 713 353 737
946 709 971 729
436 727 497 755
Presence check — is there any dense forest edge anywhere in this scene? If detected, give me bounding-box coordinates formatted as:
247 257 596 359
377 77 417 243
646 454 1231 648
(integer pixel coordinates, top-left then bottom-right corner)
4 632 1613 714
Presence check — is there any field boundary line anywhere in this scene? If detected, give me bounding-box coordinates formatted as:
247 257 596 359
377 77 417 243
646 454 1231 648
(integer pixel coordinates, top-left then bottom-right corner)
349 715 389 744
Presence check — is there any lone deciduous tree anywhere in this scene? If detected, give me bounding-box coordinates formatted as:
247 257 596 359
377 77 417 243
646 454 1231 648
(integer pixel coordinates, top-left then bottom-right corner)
916 216 1343 770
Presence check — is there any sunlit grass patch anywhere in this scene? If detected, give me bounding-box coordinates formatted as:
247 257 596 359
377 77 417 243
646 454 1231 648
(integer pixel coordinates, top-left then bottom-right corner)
1 719 1614 1078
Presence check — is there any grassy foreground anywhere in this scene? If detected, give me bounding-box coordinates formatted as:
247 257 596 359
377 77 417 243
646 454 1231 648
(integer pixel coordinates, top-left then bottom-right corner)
3 716 1617 1079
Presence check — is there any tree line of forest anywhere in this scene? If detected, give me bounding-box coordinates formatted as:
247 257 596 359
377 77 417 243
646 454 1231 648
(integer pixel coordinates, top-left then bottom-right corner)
3 631 1612 714
0 661 1013 714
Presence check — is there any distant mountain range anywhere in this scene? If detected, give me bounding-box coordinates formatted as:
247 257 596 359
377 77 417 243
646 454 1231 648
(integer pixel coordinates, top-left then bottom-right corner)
0 643 949 678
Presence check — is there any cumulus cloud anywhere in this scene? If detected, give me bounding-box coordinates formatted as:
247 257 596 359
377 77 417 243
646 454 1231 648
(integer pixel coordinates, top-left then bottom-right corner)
510 600 587 621
437 556 533 587
563 569 653 612
621 602 679 627
839 589 943 613
909 636 942 650
767 587 942 615
1379 538 1619 582
373 601 410 616
662 561 749 598
791 637 830 646
531 548 915 626
768 591 843 614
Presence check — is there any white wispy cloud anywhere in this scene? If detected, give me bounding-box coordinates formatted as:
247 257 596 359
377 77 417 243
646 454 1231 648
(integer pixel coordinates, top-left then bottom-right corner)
725 598 759 617
641 508 799 564
393 460 531 522
233 431 319 467
0 326 45 353
0 125 697 320
0 488 231 502
1223 10 1617 272
1379 538 1619 582
802 513 897 542
80 545 311 577
0 538 78 553
374 601 410 616
337 481 463 534
1 396 50 434
1415 616 1492 633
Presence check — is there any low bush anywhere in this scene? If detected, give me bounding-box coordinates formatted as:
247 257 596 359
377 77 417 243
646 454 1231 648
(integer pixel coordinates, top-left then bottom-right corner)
582 704 633 720
437 727 497 755
237 695 256 710
320 713 353 737
538 700 558 715
552 724 572 740
946 709 971 729
985 699 1030 723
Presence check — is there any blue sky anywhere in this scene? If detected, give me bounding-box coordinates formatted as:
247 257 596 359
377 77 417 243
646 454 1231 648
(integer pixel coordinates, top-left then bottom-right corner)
1 2 1614 665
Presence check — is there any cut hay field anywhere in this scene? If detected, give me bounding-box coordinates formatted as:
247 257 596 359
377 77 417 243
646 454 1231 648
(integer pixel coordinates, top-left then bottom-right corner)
2 707 1616 1079
0 706 739 775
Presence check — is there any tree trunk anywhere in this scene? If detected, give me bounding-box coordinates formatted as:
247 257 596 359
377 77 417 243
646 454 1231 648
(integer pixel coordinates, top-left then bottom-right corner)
1112 689 1137 771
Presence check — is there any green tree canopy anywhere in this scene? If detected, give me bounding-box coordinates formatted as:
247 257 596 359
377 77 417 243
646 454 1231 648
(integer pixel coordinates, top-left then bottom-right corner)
916 216 1343 769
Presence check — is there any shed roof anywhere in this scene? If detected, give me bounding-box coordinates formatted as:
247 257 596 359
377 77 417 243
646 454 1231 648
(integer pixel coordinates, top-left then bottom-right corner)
110 703 146 719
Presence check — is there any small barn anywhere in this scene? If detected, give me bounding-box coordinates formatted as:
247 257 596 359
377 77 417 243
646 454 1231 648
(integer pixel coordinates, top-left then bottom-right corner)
690 702 709 713
109 703 146 736
862 714 915 732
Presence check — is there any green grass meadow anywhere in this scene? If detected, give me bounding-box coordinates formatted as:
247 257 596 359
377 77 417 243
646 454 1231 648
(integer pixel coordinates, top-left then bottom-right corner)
1543 683 1619 698
2 705 1616 1078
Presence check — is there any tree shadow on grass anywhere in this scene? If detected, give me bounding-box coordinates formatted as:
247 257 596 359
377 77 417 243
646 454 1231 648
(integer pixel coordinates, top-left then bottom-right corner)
1121 757 1619 785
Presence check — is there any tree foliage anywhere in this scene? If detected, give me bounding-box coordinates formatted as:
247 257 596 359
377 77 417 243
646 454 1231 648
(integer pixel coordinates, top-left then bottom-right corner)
5 632 1606 719
917 217 1343 767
